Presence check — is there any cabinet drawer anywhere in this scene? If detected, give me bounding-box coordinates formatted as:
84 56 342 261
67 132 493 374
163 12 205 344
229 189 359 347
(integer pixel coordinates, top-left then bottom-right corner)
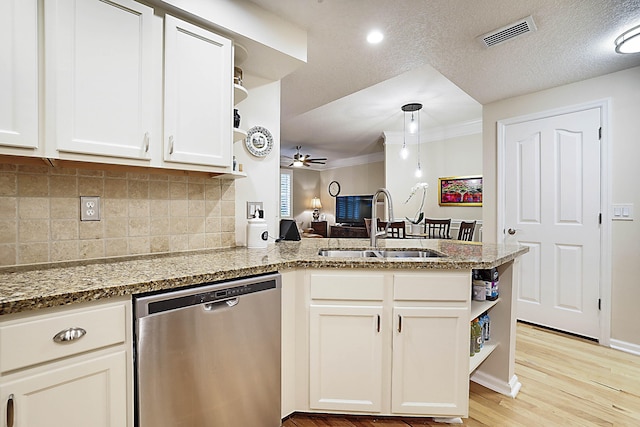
310 273 385 300
0 302 126 373
393 272 470 301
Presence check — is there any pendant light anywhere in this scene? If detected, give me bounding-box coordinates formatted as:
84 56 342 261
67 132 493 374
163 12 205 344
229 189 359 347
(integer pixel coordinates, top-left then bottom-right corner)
401 103 423 176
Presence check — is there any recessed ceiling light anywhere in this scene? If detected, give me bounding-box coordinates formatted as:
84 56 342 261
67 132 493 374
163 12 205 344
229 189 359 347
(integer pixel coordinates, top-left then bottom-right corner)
367 30 384 44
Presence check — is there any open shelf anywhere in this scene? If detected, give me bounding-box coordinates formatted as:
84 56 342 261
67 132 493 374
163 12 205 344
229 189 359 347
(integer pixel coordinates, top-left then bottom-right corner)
233 128 247 142
470 298 500 321
234 84 248 104
469 342 498 374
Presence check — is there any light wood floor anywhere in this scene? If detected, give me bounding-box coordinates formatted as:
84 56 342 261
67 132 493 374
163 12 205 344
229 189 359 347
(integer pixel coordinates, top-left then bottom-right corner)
283 322 640 426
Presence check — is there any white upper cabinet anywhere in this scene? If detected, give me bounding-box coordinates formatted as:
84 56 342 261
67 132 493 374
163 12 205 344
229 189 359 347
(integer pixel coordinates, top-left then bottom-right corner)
0 0 39 153
163 15 233 168
44 0 155 161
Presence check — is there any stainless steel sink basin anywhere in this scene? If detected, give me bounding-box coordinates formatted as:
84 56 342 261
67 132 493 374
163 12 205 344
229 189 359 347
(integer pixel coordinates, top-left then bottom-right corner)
318 249 446 258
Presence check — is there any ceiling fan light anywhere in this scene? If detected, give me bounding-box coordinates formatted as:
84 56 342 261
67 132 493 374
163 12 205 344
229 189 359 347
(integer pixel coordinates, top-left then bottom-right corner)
293 160 303 167
615 24 640 53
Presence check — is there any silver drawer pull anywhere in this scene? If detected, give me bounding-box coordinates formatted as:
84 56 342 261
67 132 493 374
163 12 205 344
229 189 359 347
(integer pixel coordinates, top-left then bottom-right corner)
52 327 87 343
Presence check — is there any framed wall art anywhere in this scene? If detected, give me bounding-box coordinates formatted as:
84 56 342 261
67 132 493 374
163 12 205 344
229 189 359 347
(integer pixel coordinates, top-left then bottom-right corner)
438 176 482 206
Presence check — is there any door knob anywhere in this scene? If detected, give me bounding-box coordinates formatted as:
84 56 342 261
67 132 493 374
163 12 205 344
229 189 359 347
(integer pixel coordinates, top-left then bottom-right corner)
507 228 517 235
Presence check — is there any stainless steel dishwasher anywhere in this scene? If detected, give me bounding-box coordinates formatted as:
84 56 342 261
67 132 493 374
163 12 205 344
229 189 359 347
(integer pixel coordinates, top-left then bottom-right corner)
134 273 281 427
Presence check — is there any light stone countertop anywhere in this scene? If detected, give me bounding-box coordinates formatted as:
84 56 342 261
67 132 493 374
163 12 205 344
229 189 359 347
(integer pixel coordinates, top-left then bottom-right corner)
0 238 528 315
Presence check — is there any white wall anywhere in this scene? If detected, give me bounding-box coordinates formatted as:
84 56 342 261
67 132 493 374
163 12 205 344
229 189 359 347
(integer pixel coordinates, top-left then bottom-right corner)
234 76 281 246
482 66 640 347
384 132 482 223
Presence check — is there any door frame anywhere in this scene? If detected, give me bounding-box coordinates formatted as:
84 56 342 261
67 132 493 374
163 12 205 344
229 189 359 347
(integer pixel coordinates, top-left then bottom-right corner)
496 99 611 346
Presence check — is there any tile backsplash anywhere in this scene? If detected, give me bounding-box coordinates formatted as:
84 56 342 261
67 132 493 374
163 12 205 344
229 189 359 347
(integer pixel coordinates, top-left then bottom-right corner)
0 163 236 266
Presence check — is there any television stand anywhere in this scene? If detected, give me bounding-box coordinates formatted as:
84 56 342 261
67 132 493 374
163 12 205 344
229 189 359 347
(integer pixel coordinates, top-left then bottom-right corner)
330 225 368 238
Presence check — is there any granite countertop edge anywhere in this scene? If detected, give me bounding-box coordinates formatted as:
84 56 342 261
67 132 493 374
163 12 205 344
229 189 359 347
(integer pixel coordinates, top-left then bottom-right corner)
0 239 528 316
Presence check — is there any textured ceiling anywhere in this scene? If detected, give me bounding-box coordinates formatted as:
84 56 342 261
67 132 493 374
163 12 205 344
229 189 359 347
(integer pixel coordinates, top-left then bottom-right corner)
247 0 640 163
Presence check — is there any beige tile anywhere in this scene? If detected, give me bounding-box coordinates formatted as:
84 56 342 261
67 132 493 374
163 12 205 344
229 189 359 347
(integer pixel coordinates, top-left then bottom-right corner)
220 217 235 233
204 182 221 200
79 239 105 260
129 236 150 255
150 217 170 236
188 175 205 184
19 197 49 219
78 169 104 177
221 232 235 248
149 173 169 182
17 173 49 197
0 173 17 196
129 217 149 237
221 181 235 201
0 164 17 172
105 170 127 179
19 219 49 242
79 221 103 239
51 240 79 262
170 200 188 217
0 197 17 219
105 238 129 257
18 242 49 264
188 217 205 234
129 199 150 217
78 177 103 196
127 172 149 181
104 179 128 199
0 244 17 266
51 219 79 240
103 199 128 218
205 200 221 217
149 199 169 217
205 217 221 233
169 235 189 251
188 200 205 217
149 180 169 200
105 218 128 238
188 183 204 200
50 198 80 219
50 167 77 176
169 182 188 199
0 220 17 244
128 180 149 199
150 235 170 253
188 233 205 250
205 233 221 249
170 217 189 234
50 175 78 197
220 200 235 217
18 164 49 174
169 175 188 182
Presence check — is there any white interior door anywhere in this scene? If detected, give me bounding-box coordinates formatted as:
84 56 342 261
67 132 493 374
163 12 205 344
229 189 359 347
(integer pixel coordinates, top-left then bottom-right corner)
503 108 601 339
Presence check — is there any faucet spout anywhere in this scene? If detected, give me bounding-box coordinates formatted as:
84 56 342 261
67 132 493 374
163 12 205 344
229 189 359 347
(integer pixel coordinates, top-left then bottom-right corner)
370 188 394 248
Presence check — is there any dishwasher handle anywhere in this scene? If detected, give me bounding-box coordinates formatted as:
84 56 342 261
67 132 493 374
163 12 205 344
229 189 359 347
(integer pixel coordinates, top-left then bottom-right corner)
203 298 239 311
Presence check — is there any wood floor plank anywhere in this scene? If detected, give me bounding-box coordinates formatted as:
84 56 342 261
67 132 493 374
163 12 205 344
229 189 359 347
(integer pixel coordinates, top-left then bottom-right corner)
283 323 640 426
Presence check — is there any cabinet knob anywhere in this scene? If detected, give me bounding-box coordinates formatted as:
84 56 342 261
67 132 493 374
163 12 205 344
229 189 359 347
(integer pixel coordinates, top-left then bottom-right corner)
52 327 87 343
169 135 175 155
144 132 150 153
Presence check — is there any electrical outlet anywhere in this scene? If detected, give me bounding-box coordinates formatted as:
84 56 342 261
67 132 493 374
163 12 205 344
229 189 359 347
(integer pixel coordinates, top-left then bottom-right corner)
80 196 101 221
246 201 264 218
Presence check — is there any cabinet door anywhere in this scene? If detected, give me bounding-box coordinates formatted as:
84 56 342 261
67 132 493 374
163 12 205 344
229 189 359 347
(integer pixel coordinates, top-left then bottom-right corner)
0 0 38 152
164 16 232 167
309 304 383 412
0 351 127 427
45 0 155 160
391 306 469 417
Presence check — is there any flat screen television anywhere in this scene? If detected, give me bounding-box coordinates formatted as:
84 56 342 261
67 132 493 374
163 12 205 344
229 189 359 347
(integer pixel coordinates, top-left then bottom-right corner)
335 195 373 227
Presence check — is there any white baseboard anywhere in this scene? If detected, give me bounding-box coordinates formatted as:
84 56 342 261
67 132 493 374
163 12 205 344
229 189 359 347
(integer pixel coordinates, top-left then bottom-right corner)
610 339 640 356
470 372 521 398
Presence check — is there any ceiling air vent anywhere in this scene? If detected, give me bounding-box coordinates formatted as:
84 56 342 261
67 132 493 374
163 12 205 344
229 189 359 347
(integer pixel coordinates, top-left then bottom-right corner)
478 15 537 48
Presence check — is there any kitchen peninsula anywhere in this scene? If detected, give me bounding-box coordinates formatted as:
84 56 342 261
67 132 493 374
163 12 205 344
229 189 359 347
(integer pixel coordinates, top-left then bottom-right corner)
0 239 527 425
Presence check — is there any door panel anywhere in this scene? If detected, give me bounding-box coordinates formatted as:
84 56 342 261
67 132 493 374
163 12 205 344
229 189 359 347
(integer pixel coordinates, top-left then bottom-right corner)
504 108 601 338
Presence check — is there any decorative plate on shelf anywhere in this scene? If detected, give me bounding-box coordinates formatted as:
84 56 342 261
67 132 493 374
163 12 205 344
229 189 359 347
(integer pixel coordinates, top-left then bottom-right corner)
245 126 273 157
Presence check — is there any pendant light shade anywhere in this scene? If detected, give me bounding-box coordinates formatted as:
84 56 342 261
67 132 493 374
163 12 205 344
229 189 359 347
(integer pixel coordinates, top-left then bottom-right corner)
401 103 423 176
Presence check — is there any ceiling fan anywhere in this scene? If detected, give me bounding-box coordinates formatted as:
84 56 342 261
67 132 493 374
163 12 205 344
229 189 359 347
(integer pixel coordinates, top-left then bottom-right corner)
287 145 327 167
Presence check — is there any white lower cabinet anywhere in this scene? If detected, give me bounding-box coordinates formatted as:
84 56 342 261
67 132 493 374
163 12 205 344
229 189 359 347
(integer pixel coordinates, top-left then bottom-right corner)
306 270 470 418
0 297 132 427
309 304 383 412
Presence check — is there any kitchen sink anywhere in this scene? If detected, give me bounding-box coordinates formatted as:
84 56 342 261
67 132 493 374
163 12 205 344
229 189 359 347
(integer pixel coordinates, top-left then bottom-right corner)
318 249 446 258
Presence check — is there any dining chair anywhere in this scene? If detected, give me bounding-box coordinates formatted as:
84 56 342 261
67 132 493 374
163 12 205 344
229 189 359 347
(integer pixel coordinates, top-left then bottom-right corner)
457 220 476 241
380 221 406 238
424 218 451 239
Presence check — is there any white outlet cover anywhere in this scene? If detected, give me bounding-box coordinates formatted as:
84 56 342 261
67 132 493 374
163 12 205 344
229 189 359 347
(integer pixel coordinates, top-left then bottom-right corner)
80 196 101 221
